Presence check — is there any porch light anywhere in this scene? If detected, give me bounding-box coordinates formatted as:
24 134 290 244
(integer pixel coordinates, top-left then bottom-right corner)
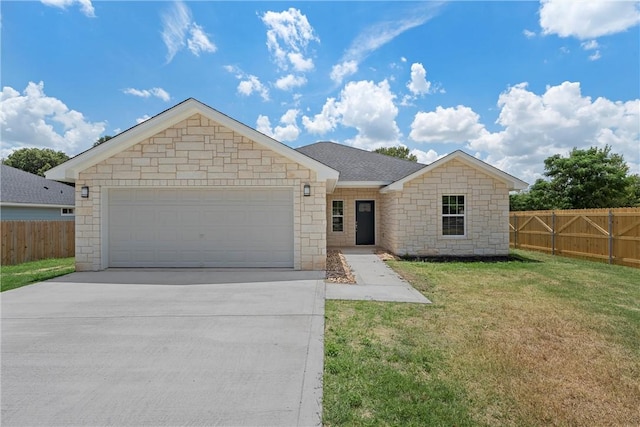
303 184 311 197
81 186 89 198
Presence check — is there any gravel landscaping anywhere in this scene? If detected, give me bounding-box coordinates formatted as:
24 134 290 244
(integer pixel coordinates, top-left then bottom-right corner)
326 250 356 284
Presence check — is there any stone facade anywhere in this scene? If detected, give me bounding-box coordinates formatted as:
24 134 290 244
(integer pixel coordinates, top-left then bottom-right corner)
379 159 510 256
75 114 326 271
326 188 380 247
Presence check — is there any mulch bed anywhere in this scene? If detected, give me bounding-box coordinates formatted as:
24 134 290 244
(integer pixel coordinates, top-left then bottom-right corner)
326 250 356 284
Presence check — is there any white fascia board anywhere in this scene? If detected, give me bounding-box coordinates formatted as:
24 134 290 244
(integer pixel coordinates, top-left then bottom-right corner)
0 202 74 208
335 181 391 188
46 98 339 183
326 178 338 194
381 151 528 193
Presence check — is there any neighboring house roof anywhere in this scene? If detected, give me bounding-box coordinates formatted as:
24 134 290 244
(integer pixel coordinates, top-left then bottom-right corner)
45 98 340 190
296 142 424 185
381 150 528 192
1 164 75 207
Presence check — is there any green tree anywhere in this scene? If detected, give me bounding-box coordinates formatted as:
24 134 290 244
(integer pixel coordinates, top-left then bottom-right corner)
510 179 559 211
373 146 418 162
545 146 635 209
510 146 639 210
2 148 69 176
93 135 113 147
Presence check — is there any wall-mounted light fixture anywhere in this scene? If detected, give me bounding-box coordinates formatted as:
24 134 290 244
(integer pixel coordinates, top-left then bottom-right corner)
81 186 89 198
303 184 311 197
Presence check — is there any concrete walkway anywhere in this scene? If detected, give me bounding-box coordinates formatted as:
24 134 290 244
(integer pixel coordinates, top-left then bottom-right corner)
325 248 431 304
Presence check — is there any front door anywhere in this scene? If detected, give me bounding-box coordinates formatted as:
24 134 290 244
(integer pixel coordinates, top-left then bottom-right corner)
355 200 375 245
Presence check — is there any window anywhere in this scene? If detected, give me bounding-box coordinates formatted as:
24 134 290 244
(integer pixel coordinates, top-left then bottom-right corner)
442 195 465 236
61 208 75 216
332 200 344 232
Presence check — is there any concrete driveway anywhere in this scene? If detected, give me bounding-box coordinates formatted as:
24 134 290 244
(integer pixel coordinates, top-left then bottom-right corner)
1 270 325 426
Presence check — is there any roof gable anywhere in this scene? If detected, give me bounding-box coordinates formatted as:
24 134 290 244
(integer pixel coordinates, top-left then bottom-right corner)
45 98 338 184
296 142 424 184
381 150 528 192
1 164 75 206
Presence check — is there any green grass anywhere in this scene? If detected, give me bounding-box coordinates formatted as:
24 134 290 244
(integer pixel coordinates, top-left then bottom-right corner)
1 258 75 292
323 250 640 426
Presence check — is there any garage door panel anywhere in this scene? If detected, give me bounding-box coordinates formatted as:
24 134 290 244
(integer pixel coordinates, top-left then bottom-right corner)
109 188 293 268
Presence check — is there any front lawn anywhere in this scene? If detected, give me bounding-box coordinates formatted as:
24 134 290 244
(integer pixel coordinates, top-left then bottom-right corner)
1 258 75 292
323 250 640 426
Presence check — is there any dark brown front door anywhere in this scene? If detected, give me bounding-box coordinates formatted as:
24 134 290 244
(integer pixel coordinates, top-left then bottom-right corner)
355 200 375 245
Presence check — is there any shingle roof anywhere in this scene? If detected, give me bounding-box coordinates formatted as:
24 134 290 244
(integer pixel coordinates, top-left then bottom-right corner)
1 164 75 206
296 141 425 182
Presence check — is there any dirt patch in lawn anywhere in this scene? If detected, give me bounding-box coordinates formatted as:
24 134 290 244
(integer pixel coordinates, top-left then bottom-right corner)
326 250 356 284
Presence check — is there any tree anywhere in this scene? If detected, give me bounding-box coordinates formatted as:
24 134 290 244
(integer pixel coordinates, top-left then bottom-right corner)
510 179 559 211
2 148 69 177
510 146 639 210
373 146 418 162
93 135 113 147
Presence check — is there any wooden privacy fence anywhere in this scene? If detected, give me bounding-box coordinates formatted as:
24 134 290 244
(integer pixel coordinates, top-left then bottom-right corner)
510 208 640 269
1 221 75 266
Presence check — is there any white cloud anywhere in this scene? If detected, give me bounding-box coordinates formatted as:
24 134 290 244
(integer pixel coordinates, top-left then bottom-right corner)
187 23 217 56
468 81 639 182
275 74 307 91
223 65 237 73
261 8 319 72
410 148 442 164
329 3 443 83
41 0 95 17
400 56 407 62
161 1 216 63
410 105 485 143
303 79 401 149
123 87 171 102
0 81 105 156
287 53 314 72
256 109 301 142
407 62 432 96
539 0 640 39
136 115 151 124
330 60 359 84
224 66 270 101
580 39 602 60
523 29 536 38
302 99 340 134
237 75 269 101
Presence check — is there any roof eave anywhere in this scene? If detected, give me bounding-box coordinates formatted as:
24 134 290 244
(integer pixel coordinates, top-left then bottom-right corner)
0 202 74 208
336 181 391 189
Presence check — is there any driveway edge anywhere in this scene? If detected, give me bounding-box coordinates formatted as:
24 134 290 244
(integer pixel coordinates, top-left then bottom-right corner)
297 279 325 426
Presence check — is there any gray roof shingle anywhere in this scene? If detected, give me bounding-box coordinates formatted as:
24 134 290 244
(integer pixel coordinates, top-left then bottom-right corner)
1 164 75 206
296 141 425 182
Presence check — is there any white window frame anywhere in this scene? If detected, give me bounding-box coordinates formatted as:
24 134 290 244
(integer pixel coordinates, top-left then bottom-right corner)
61 208 75 216
332 200 344 232
441 195 466 237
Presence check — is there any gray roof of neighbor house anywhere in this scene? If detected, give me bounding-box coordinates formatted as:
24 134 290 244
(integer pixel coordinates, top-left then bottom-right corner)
1 164 75 206
296 141 425 182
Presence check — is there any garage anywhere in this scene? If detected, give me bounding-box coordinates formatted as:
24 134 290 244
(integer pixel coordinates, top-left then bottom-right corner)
108 188 294 268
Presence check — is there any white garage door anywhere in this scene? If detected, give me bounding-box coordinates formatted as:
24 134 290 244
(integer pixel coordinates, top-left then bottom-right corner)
108 188 294 268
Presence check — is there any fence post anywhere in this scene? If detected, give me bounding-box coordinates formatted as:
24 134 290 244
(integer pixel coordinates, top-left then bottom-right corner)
608 210 613 265
551 211 556 256
514 214 518 248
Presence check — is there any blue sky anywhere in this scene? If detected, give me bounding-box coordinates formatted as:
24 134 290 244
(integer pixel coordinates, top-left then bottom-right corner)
1 0 639 184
